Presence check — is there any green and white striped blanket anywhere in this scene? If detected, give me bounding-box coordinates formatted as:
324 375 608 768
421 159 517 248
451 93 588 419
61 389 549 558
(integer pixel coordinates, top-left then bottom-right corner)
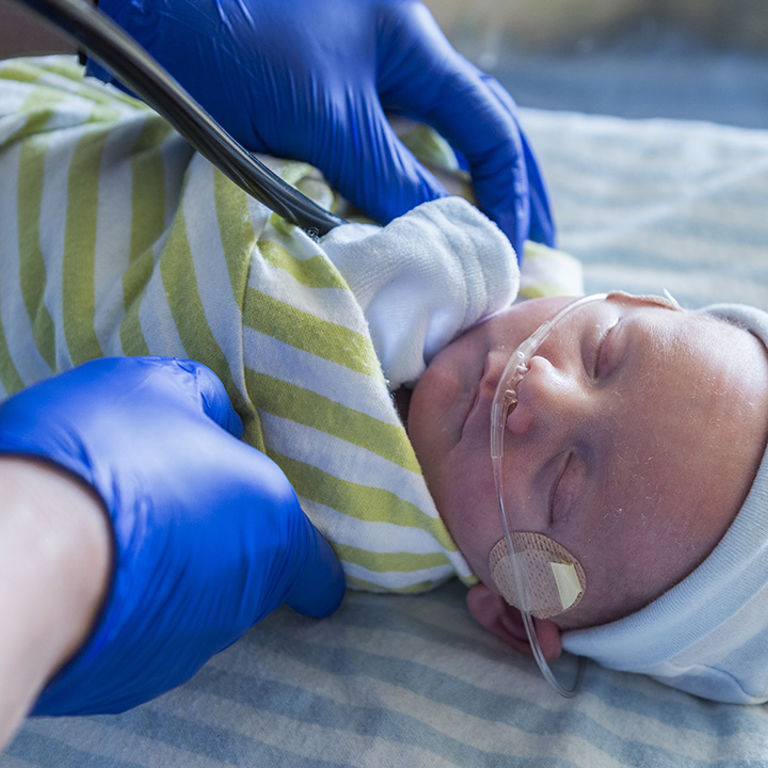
4 56 768 768
0 56 579 595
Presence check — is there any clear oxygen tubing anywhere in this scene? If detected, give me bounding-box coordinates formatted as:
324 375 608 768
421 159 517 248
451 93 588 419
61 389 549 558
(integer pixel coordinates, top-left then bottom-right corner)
491 293 608 697
12 0 347 239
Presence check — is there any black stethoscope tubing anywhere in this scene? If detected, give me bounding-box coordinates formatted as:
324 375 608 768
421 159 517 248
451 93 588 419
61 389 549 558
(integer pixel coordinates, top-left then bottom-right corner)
13 0 346 238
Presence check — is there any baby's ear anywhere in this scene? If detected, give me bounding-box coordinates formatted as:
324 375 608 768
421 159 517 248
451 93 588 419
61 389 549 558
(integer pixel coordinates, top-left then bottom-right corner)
467 584 562 660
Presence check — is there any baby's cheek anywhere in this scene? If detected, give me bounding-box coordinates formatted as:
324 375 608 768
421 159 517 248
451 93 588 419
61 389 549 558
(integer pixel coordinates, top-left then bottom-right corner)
441 475 502 582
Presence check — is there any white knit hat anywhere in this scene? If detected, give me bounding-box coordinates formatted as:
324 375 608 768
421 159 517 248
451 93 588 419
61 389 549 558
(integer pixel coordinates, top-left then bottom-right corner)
562 302 768 704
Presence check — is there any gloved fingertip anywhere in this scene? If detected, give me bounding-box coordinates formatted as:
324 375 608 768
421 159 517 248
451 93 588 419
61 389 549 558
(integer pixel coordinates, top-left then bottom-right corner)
514 129 556 247
181 359 243 438
453 148 470 172
285 531 345 618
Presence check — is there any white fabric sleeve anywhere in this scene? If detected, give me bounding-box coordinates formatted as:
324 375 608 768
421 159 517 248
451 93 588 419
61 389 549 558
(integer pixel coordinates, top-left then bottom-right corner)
319 197 519 389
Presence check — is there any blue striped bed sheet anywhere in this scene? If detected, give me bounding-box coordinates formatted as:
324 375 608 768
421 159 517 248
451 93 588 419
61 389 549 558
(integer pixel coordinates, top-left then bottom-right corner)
4 108 768 768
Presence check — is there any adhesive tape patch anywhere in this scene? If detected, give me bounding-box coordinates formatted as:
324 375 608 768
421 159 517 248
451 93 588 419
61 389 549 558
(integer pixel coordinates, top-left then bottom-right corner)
488 533 586 619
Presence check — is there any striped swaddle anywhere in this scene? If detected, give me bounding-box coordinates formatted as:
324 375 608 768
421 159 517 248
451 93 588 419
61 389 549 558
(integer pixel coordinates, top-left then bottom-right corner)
0 56 581 596
0 56 514 593
5 55 768 768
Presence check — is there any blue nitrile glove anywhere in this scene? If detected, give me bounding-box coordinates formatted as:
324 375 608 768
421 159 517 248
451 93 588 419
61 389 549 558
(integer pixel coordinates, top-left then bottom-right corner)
0 356 344 715
87 0 555 260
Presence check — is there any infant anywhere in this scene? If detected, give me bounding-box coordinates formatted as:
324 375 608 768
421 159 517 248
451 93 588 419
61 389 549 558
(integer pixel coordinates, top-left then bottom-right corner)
3 56 768 705
408 290 768 703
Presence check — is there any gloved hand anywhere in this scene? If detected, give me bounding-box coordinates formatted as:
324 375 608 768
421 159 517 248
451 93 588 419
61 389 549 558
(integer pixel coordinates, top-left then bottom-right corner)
0 356 344 715
88 0 555 260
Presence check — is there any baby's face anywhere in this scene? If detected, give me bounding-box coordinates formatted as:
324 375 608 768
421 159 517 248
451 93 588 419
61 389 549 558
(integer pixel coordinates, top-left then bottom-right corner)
407 293 768 629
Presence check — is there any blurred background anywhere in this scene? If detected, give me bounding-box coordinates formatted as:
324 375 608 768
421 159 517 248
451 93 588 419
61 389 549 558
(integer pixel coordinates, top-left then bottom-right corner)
424 0 768 128
2 0 767 127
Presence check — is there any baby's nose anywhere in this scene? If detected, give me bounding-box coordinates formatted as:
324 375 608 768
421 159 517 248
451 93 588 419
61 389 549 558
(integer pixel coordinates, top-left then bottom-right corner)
504 355 587 436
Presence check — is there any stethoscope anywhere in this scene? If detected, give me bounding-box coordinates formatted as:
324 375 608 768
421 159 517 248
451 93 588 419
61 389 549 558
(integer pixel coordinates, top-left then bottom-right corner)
12 0 346 239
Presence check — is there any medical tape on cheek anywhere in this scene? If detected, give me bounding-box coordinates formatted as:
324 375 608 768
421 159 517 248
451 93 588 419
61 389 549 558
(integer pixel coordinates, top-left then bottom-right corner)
488 533 586 619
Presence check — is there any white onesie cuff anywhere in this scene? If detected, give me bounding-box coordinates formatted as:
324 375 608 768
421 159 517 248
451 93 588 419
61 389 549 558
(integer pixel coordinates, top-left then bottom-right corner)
320 197 519 389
